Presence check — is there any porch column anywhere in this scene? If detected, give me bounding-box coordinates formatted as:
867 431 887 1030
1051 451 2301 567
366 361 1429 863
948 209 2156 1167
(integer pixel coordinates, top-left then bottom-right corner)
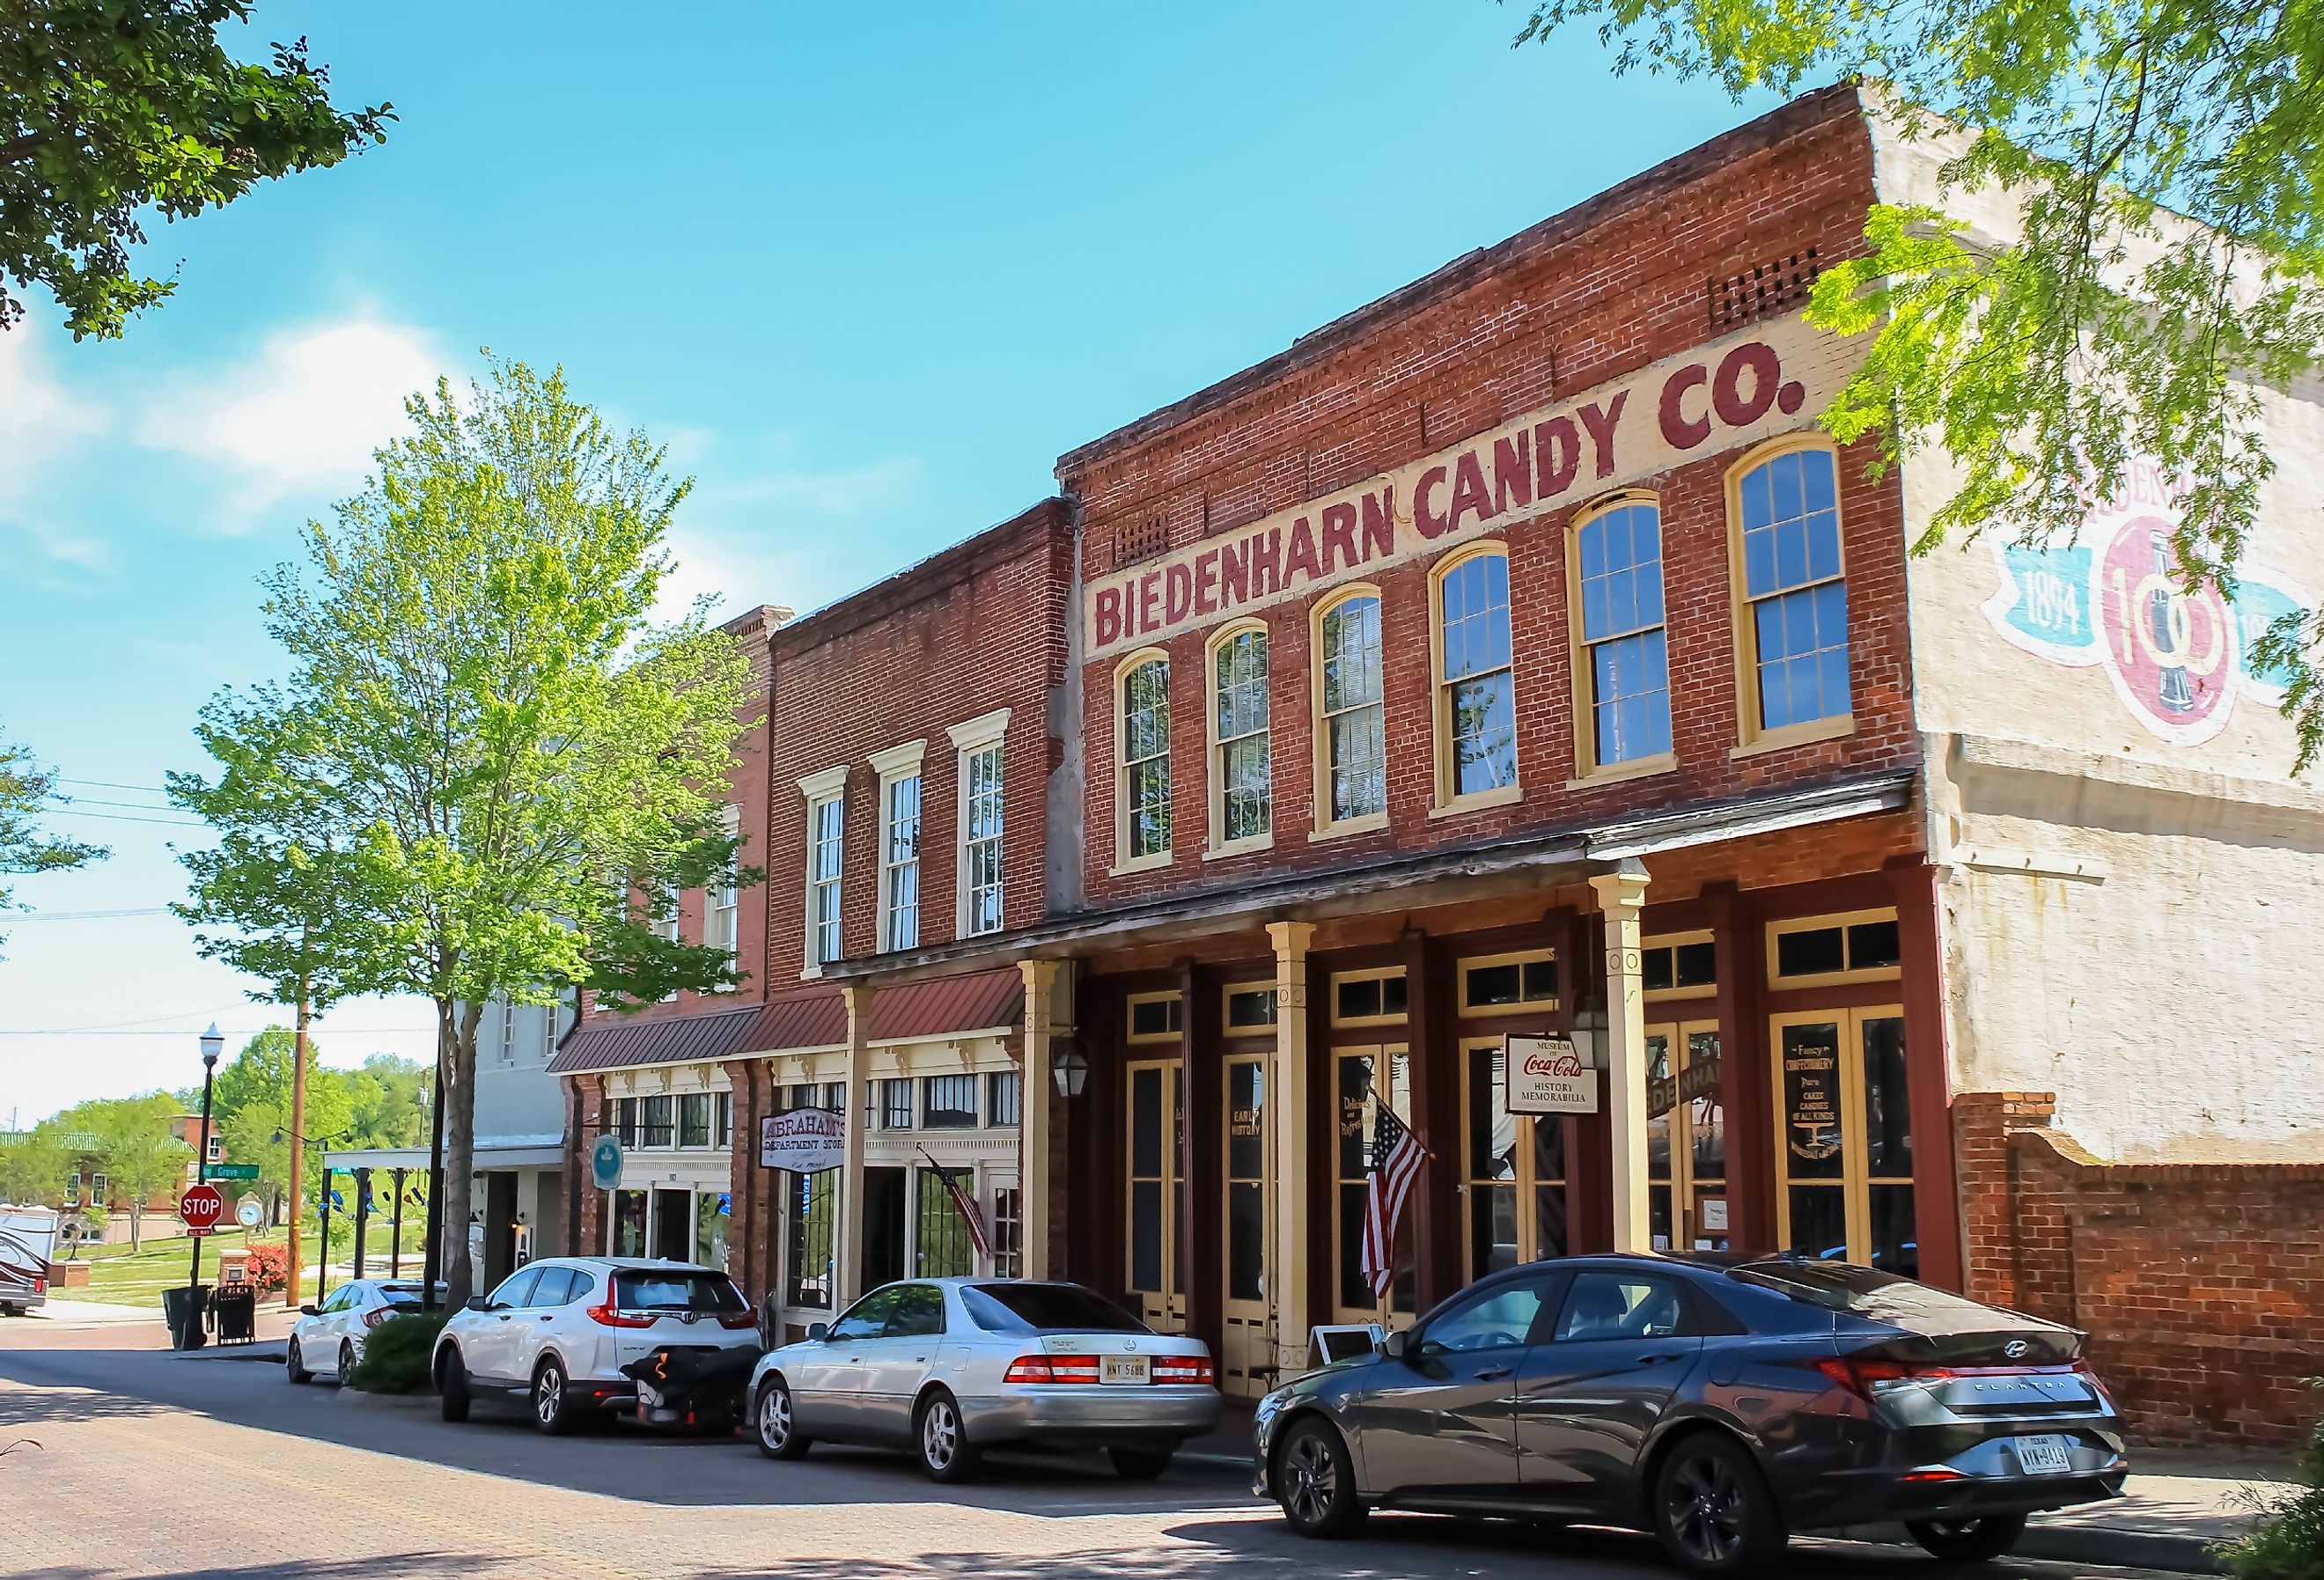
1591 860 1653 1254
837 982 875 1304
1266 920 1315 1380
1017 959 1069 1281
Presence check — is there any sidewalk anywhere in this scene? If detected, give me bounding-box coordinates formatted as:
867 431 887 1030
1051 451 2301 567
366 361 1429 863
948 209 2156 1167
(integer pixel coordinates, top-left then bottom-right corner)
1177 1402 2297 1574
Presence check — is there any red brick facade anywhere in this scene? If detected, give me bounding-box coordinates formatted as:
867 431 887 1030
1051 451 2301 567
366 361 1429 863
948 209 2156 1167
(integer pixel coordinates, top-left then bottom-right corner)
1956 1092 2324 1449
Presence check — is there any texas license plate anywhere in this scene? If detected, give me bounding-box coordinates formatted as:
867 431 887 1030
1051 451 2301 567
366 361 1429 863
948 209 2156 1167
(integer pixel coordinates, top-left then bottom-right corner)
2014 1435 2073 1474
1101 1355 1150 1385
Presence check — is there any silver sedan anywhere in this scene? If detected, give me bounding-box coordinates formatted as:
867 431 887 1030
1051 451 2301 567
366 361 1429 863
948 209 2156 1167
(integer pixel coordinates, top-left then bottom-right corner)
747 1278 1221 1481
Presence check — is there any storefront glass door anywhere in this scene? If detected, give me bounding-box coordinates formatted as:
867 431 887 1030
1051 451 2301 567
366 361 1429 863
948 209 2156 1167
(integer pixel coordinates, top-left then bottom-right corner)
1332 1045 1413 1325
1461 1037 1568 1281
1221 1052 1269 1398
1645 1020 1726 1252
1123 1059 1181 1330
1771 1007 1915 1275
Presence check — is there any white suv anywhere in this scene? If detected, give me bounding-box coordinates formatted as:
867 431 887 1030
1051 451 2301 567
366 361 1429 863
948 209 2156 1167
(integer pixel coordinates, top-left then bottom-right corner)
431 1256 757 1433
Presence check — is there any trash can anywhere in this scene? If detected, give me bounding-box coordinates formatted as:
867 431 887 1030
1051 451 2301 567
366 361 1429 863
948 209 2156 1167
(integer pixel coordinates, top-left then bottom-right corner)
161 1283 210 1350
211 1283 257 1346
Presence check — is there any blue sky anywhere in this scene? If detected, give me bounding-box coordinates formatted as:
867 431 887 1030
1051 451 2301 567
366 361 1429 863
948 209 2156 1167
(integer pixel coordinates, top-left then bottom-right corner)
0 2 1783 1119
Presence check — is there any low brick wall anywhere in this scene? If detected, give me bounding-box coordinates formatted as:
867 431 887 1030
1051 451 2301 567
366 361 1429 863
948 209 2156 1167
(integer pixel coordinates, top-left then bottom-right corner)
1956 1091 2324 1449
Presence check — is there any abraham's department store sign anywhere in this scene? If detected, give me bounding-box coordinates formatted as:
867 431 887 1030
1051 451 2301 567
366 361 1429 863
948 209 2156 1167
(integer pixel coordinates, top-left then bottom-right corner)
1084 318 1865 659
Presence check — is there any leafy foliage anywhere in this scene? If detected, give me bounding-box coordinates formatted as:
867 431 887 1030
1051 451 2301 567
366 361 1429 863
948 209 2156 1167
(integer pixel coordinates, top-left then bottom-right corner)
346 1308 446 1394
0 726 106 957
173 357 761 1305
78 1094 192 1247
1 0 391 338
2221 1379 2324 1580
1510 0 2324 766
0 1120 72 1208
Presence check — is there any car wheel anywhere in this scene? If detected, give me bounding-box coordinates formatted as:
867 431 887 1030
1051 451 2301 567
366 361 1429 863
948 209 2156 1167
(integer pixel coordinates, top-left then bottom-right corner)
338 1341 357 1385
1108 1446 1175 1481
533 1356 574 1436
286 1338 311 1385
436 1347 471 1422
1651 1430 1786 1577
1274 1417 1366 1539
1907 1514 2027 1562
914 1389 979 1483
756 1378 812 1460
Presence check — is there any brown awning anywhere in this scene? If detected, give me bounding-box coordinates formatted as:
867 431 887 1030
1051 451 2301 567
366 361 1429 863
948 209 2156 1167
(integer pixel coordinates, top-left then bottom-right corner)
868 967 1023 1042
744 987 849 1055
547 1002 765 1075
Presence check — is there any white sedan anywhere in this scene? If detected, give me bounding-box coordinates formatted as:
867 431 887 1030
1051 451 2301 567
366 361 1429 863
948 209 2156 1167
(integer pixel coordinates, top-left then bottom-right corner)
749 1278 1220 1481
287 1279 439 1384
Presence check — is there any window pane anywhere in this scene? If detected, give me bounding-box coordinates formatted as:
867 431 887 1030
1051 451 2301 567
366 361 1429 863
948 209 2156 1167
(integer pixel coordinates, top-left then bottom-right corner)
1776 925 1846 979
1741 451 1848 728
1467 961 1521 1006
1441 555 1511 680
678 1092 711 1148
1859 1015 1912 1178
1451 672 1517 794
923 1074 977 1129
1674 941 1717 988
1848 919 1901 971
1129 1180 1163 1291
1870 1185 1918 1277
786 1171 835 1308
986 1070 1021 1128
1779 1022 1847 1180
1641 947 1673 993
1555 1275 1685 1341
1592 628 1671 764
1785 1185 1847 1259
1328 705 1386 820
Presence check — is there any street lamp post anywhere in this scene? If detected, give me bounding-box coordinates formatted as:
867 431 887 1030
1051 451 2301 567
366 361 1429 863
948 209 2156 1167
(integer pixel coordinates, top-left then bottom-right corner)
187 1025 224 1296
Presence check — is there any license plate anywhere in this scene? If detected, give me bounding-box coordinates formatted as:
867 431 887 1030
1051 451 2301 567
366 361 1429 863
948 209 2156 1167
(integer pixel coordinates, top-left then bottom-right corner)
2014 1434 2074 1474
1101 1355 1150 1385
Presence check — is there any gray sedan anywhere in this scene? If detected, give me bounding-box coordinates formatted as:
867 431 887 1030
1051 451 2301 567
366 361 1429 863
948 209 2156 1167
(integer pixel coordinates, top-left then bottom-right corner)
748 1278 1221 1481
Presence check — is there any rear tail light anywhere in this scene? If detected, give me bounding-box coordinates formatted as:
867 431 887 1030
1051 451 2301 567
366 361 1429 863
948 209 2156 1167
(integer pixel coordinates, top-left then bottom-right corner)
1813 1356 1958 1398
2074 1360 2118 1410
716 1312 757 1330
1004 1354 1102 1384
32 1277 44 1295
1899 1468 1968 1483
586 1297 657 1329
364 1307 388 1329
1152 1356 1215 1385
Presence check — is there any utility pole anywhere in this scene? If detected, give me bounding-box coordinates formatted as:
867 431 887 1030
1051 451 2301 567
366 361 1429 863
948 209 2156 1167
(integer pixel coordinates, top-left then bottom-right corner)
285 968 310 1307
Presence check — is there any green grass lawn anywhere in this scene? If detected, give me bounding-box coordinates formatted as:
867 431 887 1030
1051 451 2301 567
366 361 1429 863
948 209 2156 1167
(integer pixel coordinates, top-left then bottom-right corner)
57 1224 430 1307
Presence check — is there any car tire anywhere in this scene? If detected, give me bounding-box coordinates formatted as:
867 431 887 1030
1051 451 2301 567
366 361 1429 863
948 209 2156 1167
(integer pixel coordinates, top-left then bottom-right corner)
1274 1417 1367 1539
1907 1514 2027 1562
755 1378 812 1460
914 1389 979 1483
533 1356 574 1436
1108 1446 1174 1481
286 1338 311 1385
1650 1430 1787 1578
437 1347 471 1422
339 1341 357 1385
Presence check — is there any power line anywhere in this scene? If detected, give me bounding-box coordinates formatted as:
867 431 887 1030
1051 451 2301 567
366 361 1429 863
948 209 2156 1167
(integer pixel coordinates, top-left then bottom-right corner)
37 807 204 829
10 907 174 921
45 793 177 812
52 776 174 795
0 1027 436 1038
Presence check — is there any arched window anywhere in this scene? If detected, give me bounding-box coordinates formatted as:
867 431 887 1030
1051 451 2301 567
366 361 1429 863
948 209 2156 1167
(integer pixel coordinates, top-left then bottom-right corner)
1315 591 1386 830
1435 548 1517 803
1733 444 1850 739
1574 499 1672 771
1118 654 1172 863
1210 623 1271 849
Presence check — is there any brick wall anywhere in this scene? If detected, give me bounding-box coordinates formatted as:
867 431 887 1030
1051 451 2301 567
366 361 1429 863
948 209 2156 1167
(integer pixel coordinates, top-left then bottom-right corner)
563 1074 607 1257
1062 86 1919 913
764 499 1073 979
1956 1091 2324 1448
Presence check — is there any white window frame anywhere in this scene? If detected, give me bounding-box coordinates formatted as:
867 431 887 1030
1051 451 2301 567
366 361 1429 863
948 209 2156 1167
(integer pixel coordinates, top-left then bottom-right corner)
709 804 742 965
947 709 1011 936
496 1003 518 1065
798 765 849 974
1114 650 1173 872
1206 620 1273 856
871 739 928 953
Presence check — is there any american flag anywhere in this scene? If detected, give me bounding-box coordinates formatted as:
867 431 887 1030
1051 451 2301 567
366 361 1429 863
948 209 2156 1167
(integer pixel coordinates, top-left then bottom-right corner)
918 1150 993 1264
1360 1101 1426 1301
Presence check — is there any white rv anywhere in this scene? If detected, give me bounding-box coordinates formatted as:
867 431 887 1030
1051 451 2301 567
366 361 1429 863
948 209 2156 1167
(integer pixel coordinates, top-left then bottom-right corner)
0 1205 61 1315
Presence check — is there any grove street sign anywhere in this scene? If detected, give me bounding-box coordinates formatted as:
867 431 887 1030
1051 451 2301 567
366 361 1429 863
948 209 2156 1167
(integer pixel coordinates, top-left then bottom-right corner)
179 1184 225 1237
203 1162 261 1181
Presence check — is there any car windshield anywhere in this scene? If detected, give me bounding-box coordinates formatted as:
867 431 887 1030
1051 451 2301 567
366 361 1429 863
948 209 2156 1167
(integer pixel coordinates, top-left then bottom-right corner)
1730 1259 1998 1322
612 1270 746 1313
960 1283 1149 1334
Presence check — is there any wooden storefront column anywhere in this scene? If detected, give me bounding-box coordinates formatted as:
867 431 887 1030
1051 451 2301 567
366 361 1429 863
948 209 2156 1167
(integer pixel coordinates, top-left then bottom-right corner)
1017 959 1068 1282
1890 859 1964 1290
1179 959 1221 1348
1708 886 1774 1252
1591 861 1654 1254
1403 930 1460 1310
837 982 874 1306
1266 921 1316 1380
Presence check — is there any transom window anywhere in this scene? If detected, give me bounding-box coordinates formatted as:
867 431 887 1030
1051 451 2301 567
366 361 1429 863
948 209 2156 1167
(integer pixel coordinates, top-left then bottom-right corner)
1438 550 1517 799
1212 626 1271 847
1319 593 1386 827
1126 991 1183 1043
1459 950 1559 1017
1643 934 1718 996
1576 500 1673 768
1737 445 1851 735
807 792 844 967
1331 967 1408 1026
1768 909 1901 985
1224 982 1278 1034
961 742 1004 935
881 771 921 952
1120 657 1172 862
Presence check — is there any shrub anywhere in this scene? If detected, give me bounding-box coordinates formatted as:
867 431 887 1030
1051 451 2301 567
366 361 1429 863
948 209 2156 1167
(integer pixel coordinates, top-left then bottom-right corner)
346 1311 449 1395
2221 1380 2324 1580
241 1242 289 1294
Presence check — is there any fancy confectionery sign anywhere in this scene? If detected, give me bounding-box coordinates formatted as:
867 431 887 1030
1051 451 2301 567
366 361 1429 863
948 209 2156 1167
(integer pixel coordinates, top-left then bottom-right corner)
1085 317 1864 659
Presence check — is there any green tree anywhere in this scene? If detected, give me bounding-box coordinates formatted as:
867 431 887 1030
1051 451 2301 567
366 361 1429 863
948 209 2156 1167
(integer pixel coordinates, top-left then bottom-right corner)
81 1094 192 1250
1510 4 2324 764
1 727 107 956
0 1119 72 1208
173 358 760 1306
342 1055 430 1150
211 1025 350 1225
1 0 391 340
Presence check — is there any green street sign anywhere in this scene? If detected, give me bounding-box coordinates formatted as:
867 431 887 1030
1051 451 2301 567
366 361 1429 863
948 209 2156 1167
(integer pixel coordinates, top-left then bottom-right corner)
203 1163 261 1181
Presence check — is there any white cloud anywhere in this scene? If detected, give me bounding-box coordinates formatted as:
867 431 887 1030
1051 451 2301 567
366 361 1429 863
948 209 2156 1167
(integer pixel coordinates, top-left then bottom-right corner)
0 320 107 513
136 319 447 518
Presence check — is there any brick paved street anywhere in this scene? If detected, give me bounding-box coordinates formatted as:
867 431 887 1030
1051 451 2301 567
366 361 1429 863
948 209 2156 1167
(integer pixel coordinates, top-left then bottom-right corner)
0 1319 2191 1580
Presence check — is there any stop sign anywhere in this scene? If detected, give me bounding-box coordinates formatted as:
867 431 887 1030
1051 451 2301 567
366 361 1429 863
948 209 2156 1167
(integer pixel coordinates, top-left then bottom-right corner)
179 1184 225 1235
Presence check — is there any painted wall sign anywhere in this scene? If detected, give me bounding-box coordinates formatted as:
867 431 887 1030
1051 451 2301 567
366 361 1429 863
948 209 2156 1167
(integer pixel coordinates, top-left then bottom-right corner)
759 1108 844 1174
1647 1051 1722 1121
1982 459 2310 746
1506 1035 1600 1115
1084 318 1865 659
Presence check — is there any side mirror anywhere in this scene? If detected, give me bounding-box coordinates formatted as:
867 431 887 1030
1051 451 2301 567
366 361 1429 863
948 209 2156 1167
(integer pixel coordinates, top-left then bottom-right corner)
1380 1330 1409 1362
805 1321 829 1342
299 1304 320 1317
466 1296 490 1312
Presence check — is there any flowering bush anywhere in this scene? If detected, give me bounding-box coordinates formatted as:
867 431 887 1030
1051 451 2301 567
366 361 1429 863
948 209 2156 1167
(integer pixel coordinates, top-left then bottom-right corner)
2222 1379 2324 1580
241 1241 290 1294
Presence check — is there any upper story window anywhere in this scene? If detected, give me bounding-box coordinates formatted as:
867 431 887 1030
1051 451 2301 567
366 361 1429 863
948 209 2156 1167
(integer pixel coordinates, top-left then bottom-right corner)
945 709 1010 937
878 1078 915 1131
1316 590 1386 832
986 1070 1021 1128
679 1091 713 1148
869 741 925 955
709 805 741 963
496 1004 518 1066
923 1074 977 1129
1210 623 1271 850
1435 549 1518 804
1117 654 1172 866
797 767 848 972
641 1094 674 1149
1574 498 1673 773
1733 443 1851 742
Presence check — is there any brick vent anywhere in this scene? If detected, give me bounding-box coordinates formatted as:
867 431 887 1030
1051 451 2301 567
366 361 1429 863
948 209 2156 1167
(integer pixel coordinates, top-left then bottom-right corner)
1710 247 1820 330
1114 516 1167 569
